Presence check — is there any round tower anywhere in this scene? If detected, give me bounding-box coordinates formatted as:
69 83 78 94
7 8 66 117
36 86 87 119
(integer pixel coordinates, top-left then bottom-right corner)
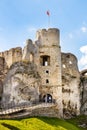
36 28 60 47
35 28 63 117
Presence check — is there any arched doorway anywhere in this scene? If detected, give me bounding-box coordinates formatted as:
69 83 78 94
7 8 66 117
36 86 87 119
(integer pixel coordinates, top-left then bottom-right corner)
43 94 52 103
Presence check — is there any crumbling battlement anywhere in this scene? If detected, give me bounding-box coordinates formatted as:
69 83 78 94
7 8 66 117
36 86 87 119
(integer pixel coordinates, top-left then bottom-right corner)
61 52 80 78
36 28 60 47
61 53 81 117
0 47 22 68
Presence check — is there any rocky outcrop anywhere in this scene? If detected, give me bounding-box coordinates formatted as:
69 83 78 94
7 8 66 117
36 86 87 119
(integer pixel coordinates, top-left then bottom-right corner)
2 61 41 109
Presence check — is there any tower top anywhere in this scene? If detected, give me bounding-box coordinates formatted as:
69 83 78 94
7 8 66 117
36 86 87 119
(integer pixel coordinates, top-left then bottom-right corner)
36 28 60 46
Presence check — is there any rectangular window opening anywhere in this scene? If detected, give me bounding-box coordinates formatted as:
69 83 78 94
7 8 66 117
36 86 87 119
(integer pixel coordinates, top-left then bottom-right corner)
40 56 50 66
46 79 49 83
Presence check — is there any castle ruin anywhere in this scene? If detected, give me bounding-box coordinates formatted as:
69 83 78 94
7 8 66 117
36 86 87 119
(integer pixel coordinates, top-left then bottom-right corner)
0 28 86 119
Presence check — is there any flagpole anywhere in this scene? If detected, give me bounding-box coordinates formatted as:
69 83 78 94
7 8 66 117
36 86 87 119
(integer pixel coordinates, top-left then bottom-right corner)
47 10 50 29
48 14 50 29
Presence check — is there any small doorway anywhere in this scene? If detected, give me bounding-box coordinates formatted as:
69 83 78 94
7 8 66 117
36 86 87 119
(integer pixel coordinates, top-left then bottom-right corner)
43 94 52 103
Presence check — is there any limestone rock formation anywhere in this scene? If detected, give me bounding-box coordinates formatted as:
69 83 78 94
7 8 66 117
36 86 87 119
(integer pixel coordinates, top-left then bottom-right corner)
2 61 41 109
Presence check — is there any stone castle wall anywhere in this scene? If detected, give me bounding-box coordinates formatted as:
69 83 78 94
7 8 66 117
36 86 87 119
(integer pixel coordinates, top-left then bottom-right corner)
22 28 63 117
61 53 81 117
80 70 87 115
0 28 86 118
0 47 22 68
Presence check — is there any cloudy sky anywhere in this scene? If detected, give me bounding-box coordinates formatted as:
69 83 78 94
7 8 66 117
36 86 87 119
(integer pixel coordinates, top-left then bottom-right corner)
0 0 87 70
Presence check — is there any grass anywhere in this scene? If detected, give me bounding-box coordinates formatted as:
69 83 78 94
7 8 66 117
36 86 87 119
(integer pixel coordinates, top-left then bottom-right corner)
0 116 86 130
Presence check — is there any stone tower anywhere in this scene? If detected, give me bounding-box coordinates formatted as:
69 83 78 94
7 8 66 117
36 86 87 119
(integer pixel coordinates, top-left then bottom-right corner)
35 28 63 117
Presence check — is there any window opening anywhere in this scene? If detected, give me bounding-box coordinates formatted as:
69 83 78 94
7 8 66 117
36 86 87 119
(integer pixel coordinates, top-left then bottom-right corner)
46 79 49 83
30 53 34 62
46 70 49 74
40 56 50 66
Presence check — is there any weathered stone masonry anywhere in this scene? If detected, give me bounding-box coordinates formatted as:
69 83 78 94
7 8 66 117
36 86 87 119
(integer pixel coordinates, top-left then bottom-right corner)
0 28 86 118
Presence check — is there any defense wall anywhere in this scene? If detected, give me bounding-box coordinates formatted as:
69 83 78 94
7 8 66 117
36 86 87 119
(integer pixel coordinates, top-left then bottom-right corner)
61 53 81 118
0 47 22 68
0 28 84 118
80 70 87 115
0 57 8 105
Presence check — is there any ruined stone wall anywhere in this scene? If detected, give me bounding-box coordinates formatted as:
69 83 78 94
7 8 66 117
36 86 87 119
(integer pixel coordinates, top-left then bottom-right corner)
0 57 8 106
22 39 37 62
0 47 22 68
81 79 87 115
0 57 4 99
61 53 81 118
80 71 87 115
0 57 8 81
36 28 60 47
0 27 85 118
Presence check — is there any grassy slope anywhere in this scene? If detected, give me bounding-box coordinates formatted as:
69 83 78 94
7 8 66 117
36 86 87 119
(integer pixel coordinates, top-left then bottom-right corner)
0 116 86 130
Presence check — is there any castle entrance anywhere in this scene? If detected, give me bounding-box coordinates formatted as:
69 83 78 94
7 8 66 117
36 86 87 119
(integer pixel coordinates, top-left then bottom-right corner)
43 94 52 103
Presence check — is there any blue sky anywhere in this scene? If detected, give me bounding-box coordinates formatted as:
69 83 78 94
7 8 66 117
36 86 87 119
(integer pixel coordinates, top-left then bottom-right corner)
0 0 87 70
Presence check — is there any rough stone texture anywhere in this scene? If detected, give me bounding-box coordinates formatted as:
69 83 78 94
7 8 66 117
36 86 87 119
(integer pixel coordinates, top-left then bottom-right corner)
35 28 60 46
35 28 63 116
2 62 41 108
80 70 87 115
0 57 8 103
61 53 81 118
22 39 37 62
0 28 86 118
0 47 22 68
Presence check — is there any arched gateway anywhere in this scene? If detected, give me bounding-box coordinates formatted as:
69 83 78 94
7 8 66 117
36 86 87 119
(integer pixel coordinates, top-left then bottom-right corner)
43 94 52 103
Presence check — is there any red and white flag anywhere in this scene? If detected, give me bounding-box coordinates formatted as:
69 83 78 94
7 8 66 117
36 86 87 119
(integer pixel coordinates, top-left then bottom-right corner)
47 10 50 16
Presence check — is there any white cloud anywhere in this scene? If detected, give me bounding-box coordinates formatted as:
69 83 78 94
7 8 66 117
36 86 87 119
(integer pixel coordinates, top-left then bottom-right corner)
79 45 87 70
80 45 87 54
81 26 87 33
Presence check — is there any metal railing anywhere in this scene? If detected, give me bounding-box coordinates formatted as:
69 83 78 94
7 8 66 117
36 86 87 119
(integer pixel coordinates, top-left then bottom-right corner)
0 102 55 115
